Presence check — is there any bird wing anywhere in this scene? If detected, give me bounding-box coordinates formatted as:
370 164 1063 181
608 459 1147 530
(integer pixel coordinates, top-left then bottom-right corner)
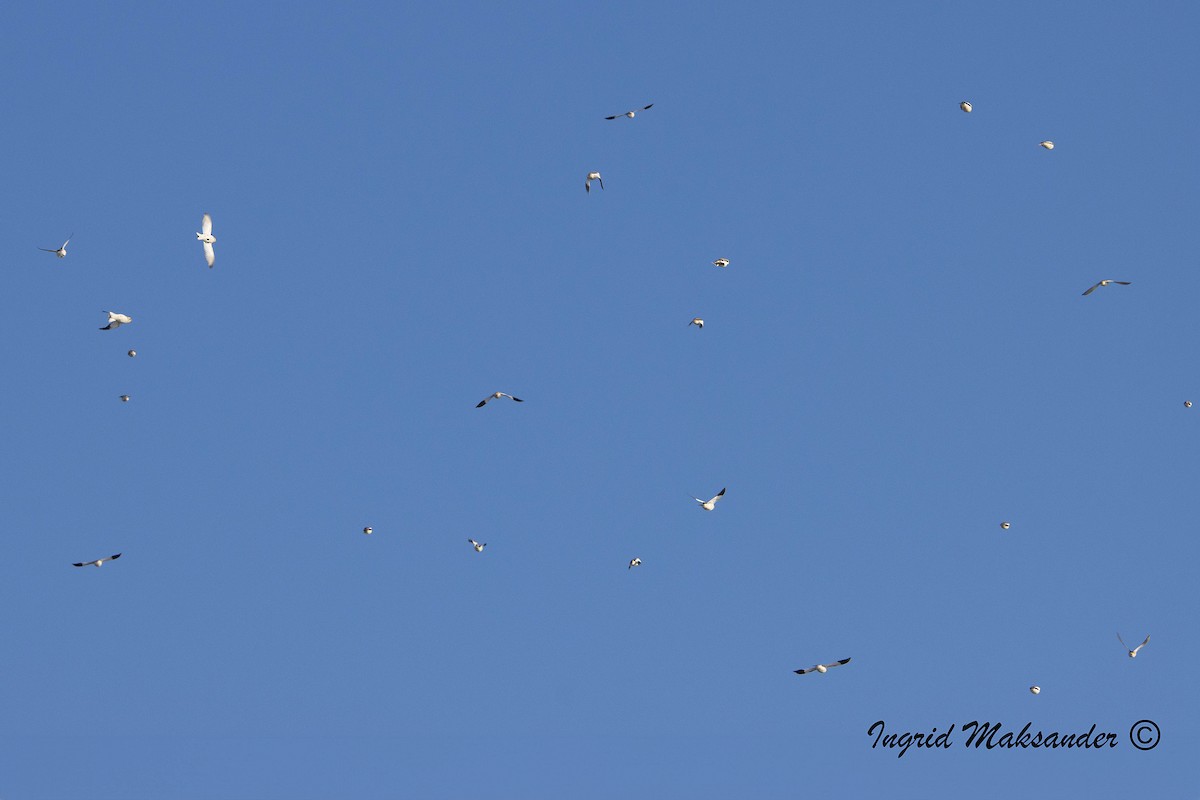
825 658 852 669
100 322 116 330
793 666 816 675
1114 281 1132 285
509 396 523 402
202 213 212 235
203 241 215 267
690 495 705 504
708 488 727 504
38 248 58 253
604 115 618 120
62 236 72 249
468 539 478 546
73 561 92 567
1134 634 1150 653
1117 632 1129 650
109 553 122 561
1082 283 1101 296
598 177 604 190
642 104 654 110
476 397 490 408
585 180 590 193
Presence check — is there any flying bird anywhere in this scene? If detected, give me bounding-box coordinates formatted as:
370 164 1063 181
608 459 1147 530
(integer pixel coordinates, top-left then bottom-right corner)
1000 521 1011 530
197 213 216 267
794 658 851 675
585 172 604 193
39 234 73 258
1030 685 1041 695
1186 401 1193 408
713 258 730 268
689 317 704 329
363 526 373 535
690 487 726 511
73 553 122 568
100 311 132 330
959 101 972 113
628 557 642 569
1039 141 1054 150
119 395 131 402
476 391 523 408
605 103 653 120
1117 633 1150 658
127 350 137 358
1081 280 1131 296
468 539 486 552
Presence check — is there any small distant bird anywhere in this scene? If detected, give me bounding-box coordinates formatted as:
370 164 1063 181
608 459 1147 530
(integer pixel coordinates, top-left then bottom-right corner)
1117 633 1150 658
585 172 604 193
1186 401 1193 408
476 391 523 408
1039 141 1054 150
468 539 486 552
100 311 132 330
73 553 122 568
960 101 972 113
363 526 373 535
1030 685 1041 695
689 317 704 329
794 657 851 675
605 103 653 120
197 213 216 268
628 557 642 569
127 350 137 358
690 487 726 511
39 234 73 258
119 394 131 402
1081 280 1131 296
1000 521 1011 530
713 258 730 268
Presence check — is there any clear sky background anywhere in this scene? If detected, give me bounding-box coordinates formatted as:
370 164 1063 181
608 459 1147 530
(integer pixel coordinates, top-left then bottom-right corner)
1 2 1196 797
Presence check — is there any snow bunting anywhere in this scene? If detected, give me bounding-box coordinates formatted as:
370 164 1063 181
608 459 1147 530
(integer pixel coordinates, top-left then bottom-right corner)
197 213 216 268
794 658 851 675
73 553 122 568
39 234 73 258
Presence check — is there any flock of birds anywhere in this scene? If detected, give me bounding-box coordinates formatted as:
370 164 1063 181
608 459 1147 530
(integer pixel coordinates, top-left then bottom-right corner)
48 99 1164 686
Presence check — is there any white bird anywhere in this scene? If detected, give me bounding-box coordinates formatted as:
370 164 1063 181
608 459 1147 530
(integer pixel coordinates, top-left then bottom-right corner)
689 317 704 329
713 258 730 268
690 487 726 511
1186 401 1193 408
1030 685 1041 695
585 172 604 193
1039 141 1054 150
100 311 132 330
39 234 73 258
197 213 216 268
363 526 373 535
468 539 486 552
127 350 137 358
73 553 122 568
477 391 523 408
119 394 131 402
605 103 653 120
960 101 972 113
628 557 642 569
1000 521 1011 530
1118 633 1150 658
1082 279 1131 296
794 657 851 675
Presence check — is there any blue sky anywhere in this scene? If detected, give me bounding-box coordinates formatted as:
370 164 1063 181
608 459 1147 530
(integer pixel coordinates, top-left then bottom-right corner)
1 2 1195 797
